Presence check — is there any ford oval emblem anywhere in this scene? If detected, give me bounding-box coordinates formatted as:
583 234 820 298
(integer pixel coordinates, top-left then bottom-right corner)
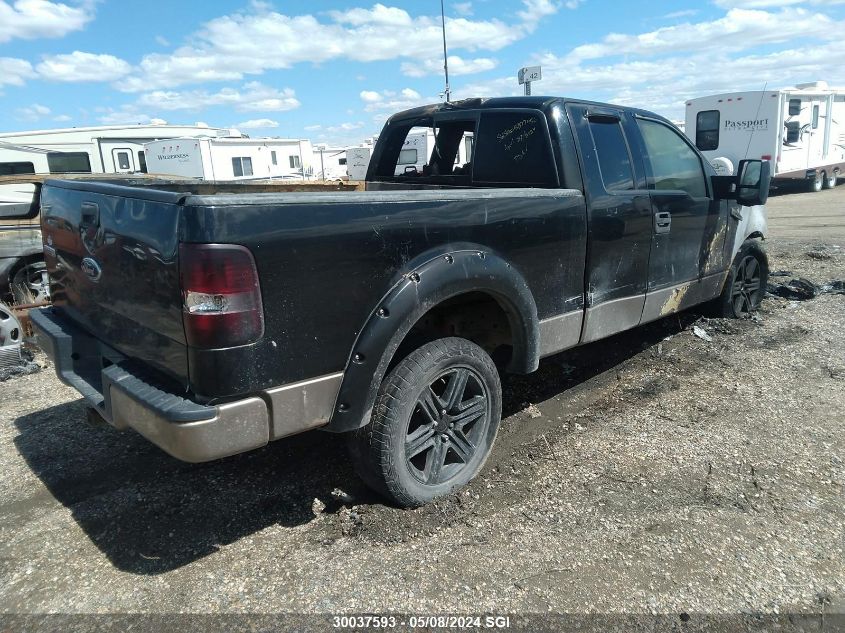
80 257 103 282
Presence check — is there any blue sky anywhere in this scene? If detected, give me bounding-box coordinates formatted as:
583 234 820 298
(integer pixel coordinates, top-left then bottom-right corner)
2 0 845 144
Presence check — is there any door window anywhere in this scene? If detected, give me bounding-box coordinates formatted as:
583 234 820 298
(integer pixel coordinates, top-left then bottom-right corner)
116 151 131 170
812 104 819 129
587 118 634 191
638 119 706 198
695 110 720 151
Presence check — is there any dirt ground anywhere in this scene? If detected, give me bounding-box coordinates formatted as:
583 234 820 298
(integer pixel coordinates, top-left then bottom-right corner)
1 186 844 619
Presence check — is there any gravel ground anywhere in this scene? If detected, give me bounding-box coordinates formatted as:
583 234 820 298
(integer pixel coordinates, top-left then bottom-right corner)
1 191 844 619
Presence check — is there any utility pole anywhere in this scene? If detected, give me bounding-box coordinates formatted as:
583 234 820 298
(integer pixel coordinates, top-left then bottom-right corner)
440 0 451 102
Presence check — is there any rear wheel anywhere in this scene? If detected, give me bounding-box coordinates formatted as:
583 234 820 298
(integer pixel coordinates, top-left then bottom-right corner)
713 240 768 318
348 337 502 507
824 171 838 189
809 172 824 193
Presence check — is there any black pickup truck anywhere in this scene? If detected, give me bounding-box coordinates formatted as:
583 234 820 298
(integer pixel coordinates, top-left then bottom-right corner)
6 97 771 507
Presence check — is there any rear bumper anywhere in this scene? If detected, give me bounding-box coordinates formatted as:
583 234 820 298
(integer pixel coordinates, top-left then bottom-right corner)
30 307 270 462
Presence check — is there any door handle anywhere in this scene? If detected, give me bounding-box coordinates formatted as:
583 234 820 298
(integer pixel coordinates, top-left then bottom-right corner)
80 201 100 227
654 211 671 234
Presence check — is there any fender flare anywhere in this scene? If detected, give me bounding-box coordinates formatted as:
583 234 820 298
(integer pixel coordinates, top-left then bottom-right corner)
325 248 539 433
731 204 768 260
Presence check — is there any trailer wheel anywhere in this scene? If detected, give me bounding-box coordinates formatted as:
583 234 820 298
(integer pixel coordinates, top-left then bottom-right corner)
824 171 837 189
809 172 824 193
347 337 501 507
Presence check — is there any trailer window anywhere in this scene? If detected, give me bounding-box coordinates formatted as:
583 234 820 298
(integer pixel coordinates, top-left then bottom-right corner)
0 161 35 175
138 151 147 173
398 149 418 165
788 99 801 116
271 151 277 165
587 119 634 191
339 157 347 166
695 110 720 151
46 152 91 173
231 156 253 177
289 155 301 169
474 111 557 186
638 119 706 198
812 104 819 129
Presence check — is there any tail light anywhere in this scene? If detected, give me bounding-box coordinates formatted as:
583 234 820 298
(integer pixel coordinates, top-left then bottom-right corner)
179 243 264 348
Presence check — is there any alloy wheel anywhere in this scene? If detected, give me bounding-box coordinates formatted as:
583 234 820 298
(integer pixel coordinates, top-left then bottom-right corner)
405 366 490 486
731 255 762 317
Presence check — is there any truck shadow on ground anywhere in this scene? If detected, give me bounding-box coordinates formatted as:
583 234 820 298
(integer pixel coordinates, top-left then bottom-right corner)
13 312 699 575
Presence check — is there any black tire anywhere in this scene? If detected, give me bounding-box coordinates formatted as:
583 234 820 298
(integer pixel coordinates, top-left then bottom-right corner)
713 239 768 318
809 172 823 193
348 337 502 507
10 259 50 305
824 171 837 189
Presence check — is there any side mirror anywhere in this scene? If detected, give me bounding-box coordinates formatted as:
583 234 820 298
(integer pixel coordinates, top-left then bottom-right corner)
0 183 40 219
736 159 771 206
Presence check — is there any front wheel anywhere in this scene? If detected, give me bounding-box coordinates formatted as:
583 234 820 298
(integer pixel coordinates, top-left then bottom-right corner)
809 172 824 193
713 239 769 318
348 337 502 507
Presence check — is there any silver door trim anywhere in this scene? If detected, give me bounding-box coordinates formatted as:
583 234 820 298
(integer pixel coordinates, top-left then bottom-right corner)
640 272 727 324
539 310 583 357
581 294 646 344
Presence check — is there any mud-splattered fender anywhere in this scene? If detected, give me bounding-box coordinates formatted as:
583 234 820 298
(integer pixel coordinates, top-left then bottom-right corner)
730 204 768 259
324 247 540 433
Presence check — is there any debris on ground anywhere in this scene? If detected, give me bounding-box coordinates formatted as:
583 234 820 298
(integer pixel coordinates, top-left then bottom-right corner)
767 277 817 300
523 403 543 418
331 488 355 505
692 325 712 342
769 270 793 277
767 277 845 300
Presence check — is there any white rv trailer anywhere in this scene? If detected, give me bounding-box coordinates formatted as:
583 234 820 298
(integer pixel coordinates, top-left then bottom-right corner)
313 144 373 181
685 81 845 191
0 123 242 176
395 129 474 176
143 137 314 181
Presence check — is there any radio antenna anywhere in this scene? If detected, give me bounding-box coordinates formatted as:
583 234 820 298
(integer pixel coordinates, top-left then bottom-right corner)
744 82 768 160
440 0 451 102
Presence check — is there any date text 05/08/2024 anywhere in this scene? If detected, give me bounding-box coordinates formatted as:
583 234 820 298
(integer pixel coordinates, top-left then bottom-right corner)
332 615 512 629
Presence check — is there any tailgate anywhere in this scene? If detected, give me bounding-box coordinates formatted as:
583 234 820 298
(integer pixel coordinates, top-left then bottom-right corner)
40 180 189 385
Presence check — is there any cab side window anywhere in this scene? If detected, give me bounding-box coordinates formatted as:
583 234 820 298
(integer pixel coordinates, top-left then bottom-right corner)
587 118 634 191
474 111 557 186
638 119 706 198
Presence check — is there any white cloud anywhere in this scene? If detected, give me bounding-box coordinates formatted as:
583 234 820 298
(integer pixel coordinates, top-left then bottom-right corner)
566 8 841 62
0 0 94 43
15 102 50 121
715 0 845 6
37 51 132 82
662 9 698 19
236 118 279 129
117 1 560 92
453 2 473 16
360 90 382 103
53 114 71 122
401 55 497 77
155 35 170 46
137 82 300 112
97 105 162 125
359 88 433 113
0 57 33 87
457 6 845 123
